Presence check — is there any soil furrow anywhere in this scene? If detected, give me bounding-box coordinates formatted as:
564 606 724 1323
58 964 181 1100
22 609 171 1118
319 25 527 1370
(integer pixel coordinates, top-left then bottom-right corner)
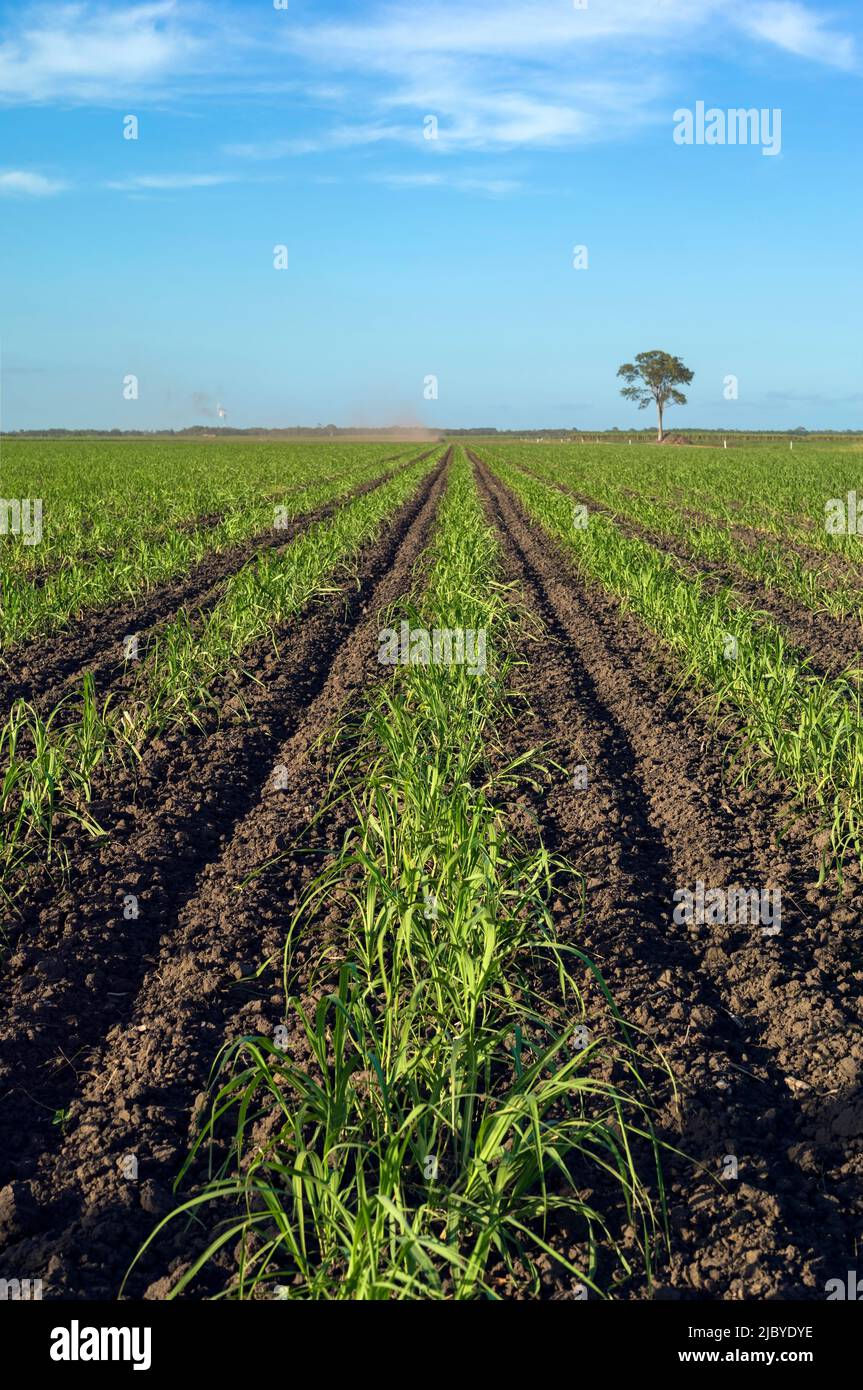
512 462 862 676
1 450 437 717
0 455 449 1296
21 510 227 589
473 452 863 1299
615 487 863 590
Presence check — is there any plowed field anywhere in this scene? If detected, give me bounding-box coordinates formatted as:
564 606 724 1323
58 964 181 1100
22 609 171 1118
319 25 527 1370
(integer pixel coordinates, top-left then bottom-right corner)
1 438 860 1301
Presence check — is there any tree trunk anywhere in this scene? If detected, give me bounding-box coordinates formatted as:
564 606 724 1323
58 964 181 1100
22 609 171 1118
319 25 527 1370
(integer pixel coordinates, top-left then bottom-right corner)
656 400 664 442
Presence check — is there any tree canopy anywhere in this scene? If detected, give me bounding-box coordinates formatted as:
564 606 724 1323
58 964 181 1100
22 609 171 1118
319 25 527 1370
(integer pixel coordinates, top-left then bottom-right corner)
618 350 694 441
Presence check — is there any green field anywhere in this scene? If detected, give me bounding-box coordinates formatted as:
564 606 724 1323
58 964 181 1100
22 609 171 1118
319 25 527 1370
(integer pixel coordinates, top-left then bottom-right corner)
1 436 862 1301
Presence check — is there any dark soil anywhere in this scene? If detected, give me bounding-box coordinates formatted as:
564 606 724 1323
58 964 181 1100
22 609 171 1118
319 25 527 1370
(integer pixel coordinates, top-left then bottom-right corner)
514 460 863 677
473 451 863 1300
3 443 861 1303
0 454 448 1299
619 484 863 589
1 449 437 718
585 490 861 677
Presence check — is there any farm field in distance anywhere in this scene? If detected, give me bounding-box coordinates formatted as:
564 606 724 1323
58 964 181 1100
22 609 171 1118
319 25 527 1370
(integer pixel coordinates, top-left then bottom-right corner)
1 434 861 1302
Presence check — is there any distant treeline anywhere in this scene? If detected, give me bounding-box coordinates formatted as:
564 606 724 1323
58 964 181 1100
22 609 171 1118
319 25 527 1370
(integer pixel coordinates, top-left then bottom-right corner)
4 425 863 441
2 425 438 439
446 427 863 438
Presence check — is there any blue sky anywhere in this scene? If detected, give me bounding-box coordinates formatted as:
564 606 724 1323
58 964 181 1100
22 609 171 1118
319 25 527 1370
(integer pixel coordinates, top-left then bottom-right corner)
0 0 861 431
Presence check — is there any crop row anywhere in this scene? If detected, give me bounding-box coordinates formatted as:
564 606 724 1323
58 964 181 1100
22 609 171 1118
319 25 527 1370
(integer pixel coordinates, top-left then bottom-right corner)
1 449 412 644
0 439 417 576
130 446 663 1299
480 441 863 556
0 454 440 905
484 454 863 877
509 448 863 621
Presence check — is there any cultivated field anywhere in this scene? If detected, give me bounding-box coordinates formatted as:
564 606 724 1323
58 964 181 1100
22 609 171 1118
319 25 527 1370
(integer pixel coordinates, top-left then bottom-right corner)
1 437 861 1300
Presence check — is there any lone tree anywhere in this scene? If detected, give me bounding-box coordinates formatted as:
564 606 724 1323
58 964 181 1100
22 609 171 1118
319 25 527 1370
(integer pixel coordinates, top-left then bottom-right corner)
617 350 694 442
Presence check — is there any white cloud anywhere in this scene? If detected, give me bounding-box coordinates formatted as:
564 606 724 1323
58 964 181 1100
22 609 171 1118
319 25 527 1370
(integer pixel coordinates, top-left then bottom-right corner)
0 169 66 195
265 0 858 155
288 1 708 65
0 1 213 104
284 0 857 71
105 172 234 190
0 0 856 156
735 2 857 71
282 2 698 152
225 124 411 160
375 171 522 195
